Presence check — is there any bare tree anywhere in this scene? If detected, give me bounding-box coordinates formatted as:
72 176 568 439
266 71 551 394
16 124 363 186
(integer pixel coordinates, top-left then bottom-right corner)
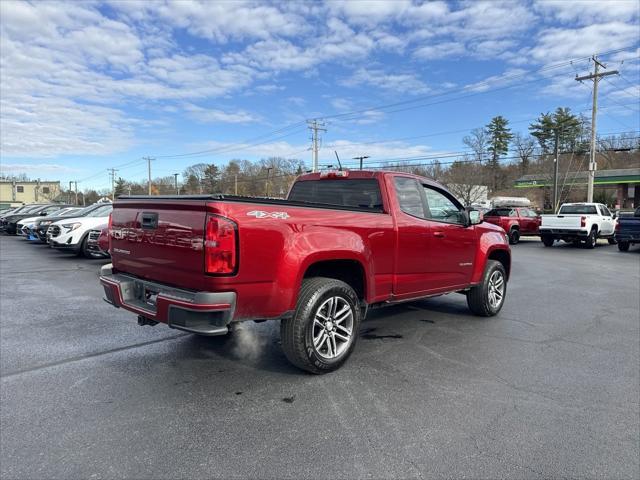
513 133 536 174
442 158 487 205
463 128 488 163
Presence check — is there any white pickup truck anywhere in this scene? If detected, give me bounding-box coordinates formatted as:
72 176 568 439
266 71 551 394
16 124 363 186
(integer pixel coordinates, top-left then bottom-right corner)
539 203 617 248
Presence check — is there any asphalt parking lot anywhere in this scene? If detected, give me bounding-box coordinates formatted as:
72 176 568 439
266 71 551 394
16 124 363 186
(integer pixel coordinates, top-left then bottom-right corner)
1 235 638 479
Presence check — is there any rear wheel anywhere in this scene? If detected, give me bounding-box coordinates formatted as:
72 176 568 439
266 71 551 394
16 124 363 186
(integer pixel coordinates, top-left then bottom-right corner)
541 235 554 247
467 260 507 317
618 241 630 252
281 277 361 374
508 228 520 245
584 228 597 249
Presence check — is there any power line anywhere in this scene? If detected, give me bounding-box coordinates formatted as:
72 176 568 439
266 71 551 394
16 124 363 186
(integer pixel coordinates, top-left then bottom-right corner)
144 48 635 162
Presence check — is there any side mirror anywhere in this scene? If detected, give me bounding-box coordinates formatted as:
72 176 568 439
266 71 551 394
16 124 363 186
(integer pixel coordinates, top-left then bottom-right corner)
466 207 483 226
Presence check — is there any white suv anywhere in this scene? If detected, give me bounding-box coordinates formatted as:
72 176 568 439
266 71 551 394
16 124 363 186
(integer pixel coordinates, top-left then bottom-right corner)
47 204 113 257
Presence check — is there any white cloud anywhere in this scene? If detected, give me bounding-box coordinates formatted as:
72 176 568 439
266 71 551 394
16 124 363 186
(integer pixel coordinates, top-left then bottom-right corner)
182 104 259 124
528 23 640 62
414 41 467 60
534 0 639 24
0 94 134 157
342 68 430 94
463 68 528 93
0 163 81 174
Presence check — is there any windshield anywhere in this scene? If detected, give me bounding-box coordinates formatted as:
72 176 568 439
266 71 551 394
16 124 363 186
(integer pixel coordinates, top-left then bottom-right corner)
559 205 597 215
85 205 113 217
59 208 85 217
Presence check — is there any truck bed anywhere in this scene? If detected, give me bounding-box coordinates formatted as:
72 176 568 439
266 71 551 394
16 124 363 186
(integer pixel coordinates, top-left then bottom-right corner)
109 195 395 320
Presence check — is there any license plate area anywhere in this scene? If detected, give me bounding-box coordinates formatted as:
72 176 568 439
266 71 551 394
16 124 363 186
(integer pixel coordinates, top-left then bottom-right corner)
133 281 159 312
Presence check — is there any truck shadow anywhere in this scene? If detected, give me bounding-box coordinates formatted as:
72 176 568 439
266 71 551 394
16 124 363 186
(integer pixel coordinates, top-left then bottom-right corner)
173 297 472 375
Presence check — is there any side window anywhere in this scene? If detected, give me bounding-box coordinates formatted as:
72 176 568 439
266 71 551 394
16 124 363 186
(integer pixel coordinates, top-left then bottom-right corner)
509 209 517 217
600 205 611 217
422 186 465 225
394 177 425 218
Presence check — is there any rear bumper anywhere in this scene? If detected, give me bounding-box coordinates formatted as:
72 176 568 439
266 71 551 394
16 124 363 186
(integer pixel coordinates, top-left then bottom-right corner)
99 264 236 336
615 233 640 243
539 228 588 237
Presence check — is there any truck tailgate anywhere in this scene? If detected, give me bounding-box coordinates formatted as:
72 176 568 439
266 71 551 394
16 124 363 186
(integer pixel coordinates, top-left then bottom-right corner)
110 199 208 290
541 215 582 229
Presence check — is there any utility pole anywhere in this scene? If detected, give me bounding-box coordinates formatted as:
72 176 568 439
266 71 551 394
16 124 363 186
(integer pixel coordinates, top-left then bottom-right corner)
307 119 326 173
143 157 154 195
74 181 78 205
575 56 618 202
68 181 73 204
107 168 118 201
353 155 369 170
173 173 179 195
234 174 238 195
552 130 560 212
265 167 273 197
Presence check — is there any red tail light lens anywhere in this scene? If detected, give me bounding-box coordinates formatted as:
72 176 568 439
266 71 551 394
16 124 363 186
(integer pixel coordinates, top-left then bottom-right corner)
615 221 620 232
580 216 586 227
205 214 237 274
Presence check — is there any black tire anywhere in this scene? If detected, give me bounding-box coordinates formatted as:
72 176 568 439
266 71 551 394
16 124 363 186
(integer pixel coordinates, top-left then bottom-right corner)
80 234 94 258
508 228 520 245
541 235 554 247
607 238 617 245
584 228 597 249
281 277 361 374
618 241 630 252
467 260 507 317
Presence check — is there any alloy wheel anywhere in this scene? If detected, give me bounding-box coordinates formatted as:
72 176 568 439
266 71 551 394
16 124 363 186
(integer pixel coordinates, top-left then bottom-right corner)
312 296 354 359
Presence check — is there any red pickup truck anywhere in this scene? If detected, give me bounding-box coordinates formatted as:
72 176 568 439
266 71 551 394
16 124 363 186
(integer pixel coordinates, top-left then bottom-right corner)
100 170 511 373
483 207 541 244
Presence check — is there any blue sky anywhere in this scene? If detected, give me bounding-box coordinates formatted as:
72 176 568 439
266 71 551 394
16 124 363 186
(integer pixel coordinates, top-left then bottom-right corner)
1 0 638 191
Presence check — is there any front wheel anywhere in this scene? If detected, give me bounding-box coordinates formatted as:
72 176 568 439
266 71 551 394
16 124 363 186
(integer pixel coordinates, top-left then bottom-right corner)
281 277 361 374
467 260 507 317
618 241 630 252
541 235 554 247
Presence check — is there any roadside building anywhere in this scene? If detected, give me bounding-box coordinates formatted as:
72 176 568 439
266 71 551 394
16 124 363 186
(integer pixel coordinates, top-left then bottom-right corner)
514 168 640 210
0 180 62 209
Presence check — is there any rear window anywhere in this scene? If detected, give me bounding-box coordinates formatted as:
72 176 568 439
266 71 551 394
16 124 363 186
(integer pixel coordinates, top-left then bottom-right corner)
288 179 383 211
559 205 597 215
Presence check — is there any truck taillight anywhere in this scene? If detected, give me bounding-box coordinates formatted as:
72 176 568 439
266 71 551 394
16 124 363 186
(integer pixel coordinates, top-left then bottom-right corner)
615 221 621 232
107 213 112 251
580 216 586 227
205 214 237 275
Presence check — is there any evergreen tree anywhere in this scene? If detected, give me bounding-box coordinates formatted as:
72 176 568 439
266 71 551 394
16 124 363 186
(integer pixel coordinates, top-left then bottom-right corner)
529 107 584 153
485 116 512 192
114 177 127 197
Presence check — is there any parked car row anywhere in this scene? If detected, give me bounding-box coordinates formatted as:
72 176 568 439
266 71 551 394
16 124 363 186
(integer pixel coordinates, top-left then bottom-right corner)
480 201 636 251
0 202 112 258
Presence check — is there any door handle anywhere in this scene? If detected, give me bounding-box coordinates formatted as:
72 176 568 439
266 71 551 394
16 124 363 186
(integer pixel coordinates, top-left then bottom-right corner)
433 231 445 238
